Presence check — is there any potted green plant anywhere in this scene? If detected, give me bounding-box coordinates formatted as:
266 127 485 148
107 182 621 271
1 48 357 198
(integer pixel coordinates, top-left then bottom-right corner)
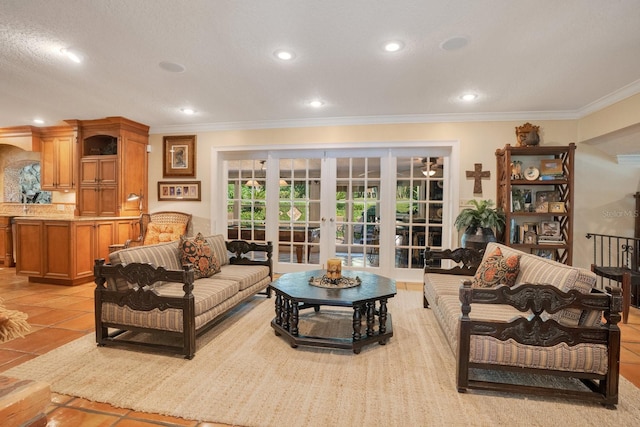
454 199 506 249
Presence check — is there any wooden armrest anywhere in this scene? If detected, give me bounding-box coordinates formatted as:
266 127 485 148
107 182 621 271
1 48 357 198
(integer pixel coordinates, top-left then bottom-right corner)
424 247 484 275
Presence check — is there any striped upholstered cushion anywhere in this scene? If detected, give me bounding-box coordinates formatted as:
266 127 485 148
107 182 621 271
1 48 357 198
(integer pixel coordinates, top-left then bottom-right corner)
434 293 608 375
101 278 239 332
101 277 270 333
156 278 239 314
469 337 608 375
424 273 469 306
110 240 182 270
205 234 230 266
216 264 270 291
484 243 598 327
106 240 182 291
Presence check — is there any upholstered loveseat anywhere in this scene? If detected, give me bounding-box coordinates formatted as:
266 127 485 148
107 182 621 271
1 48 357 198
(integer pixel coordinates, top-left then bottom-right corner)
423 242 622 408
94 234 272 359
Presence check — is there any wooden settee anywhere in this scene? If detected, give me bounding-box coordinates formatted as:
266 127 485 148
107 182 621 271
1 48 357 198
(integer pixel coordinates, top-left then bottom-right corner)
94 235 272 359
423 242 622 408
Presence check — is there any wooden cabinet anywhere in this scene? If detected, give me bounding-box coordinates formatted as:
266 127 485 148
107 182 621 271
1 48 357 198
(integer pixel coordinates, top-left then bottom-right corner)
72 220 115 279
14 217 135 285
0 217 14 266
40 127 76 191
76 117 149 216
42 221 72 280
115 218 139 244
496 143 575 265
79 156 118 216
15 219 44 276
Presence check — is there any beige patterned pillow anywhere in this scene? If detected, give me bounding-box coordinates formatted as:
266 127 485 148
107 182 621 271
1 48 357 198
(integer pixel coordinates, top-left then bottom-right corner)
143 222 187 245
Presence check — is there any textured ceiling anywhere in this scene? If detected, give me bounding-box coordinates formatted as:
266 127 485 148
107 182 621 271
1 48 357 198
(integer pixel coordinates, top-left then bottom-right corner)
1 0 640 135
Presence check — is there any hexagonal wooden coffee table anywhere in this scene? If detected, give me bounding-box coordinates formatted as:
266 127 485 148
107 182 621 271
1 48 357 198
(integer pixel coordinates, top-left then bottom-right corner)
270 270 396 354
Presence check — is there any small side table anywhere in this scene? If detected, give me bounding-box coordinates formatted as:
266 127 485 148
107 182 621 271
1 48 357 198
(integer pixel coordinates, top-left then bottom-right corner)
108 244 125 253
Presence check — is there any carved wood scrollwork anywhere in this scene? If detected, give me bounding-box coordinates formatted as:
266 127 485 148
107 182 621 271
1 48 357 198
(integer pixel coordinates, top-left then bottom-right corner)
470 316 609 347
467 284 611 315
227 240 274 263
94 259 194 312
425 247 484 269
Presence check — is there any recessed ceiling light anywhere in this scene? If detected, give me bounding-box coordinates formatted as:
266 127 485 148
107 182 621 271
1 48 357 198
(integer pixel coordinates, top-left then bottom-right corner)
440 36 469 52
460 93 478 102
383 41 404 52
180 108 196 115
159 61 186 73
33 119 44 125
308 100 324 108
274 50 295 61
60 47 83 63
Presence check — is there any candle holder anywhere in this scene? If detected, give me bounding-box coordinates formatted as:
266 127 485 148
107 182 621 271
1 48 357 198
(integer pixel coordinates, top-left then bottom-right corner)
326 258 342 282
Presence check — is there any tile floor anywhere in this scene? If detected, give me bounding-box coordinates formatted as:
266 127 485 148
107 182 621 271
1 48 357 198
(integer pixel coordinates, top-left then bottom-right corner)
0 266 639 426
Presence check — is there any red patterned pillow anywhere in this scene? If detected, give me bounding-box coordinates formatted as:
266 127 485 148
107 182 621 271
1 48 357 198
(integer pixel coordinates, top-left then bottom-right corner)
180 233 220 279
472 247 520 288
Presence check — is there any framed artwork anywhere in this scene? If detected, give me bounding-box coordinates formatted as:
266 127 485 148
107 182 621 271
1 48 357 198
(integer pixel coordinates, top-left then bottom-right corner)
163 135 196 177
539 159 563 176
511 189 525 212
549 201 566 213
523 230 538 245
158 181 201 201
539 220 561 238
535 190 560 212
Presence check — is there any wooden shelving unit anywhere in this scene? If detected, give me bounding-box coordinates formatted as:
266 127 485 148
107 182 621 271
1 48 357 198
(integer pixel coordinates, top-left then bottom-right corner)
496 143 575 265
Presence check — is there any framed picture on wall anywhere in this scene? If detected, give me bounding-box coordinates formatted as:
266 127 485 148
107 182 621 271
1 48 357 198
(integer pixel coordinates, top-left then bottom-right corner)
163 135 196 177
158 181 201 201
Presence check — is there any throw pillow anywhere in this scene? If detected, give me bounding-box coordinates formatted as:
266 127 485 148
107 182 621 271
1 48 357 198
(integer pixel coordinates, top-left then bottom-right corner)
180 232 221 279
143 222 187 245
472 247 520 288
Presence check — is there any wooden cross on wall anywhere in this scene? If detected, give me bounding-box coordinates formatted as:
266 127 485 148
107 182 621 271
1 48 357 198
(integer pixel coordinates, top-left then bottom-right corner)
466 163 490 194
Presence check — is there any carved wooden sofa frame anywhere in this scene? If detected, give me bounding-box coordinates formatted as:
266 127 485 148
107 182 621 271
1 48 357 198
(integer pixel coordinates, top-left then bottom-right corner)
424 246 622 408
94 240 272 359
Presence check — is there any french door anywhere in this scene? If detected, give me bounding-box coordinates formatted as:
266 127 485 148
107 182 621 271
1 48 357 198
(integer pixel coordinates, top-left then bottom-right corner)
222 146 454 282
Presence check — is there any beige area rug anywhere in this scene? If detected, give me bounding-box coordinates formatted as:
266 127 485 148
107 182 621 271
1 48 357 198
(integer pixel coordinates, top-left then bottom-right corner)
6 291 640 426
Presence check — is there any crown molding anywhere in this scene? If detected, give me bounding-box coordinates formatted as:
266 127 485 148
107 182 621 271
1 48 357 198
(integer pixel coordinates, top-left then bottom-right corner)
150 110 579 134
577 78 640 117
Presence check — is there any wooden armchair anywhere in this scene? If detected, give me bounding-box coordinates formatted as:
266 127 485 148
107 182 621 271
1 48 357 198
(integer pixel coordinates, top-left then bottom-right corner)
124 211 193 248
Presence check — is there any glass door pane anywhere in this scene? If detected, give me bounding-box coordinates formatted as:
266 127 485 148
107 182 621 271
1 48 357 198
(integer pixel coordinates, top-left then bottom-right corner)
335 157 380 268
227 159 267 244
395 156 444 269
277 158 322 265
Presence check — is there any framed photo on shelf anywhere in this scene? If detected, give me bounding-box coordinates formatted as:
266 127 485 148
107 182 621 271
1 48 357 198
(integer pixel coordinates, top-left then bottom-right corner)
523 230 538 245
163 135 196 178
522 222 538 234
535 190 560 212
158 181 201 201
549 201 566 213
535 249 554 260
540 159 563 176
511 189 525 212
539 220 561 238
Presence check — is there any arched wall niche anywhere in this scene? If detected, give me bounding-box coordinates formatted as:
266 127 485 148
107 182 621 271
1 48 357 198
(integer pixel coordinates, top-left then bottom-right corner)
0 144 50 203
